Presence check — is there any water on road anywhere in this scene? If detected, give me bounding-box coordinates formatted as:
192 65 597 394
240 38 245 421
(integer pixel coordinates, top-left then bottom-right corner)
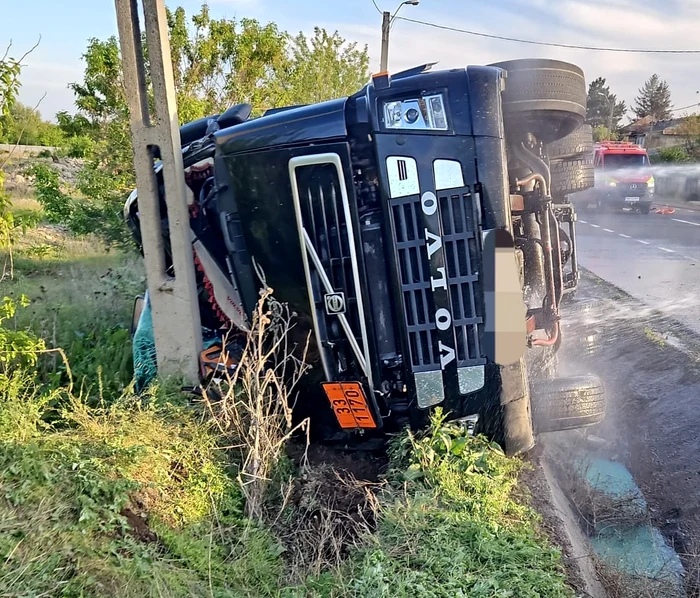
575 202 700 335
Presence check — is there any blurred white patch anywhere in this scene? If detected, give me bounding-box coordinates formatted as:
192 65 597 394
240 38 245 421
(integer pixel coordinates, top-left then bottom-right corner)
387 156 419 198
434 159 464 191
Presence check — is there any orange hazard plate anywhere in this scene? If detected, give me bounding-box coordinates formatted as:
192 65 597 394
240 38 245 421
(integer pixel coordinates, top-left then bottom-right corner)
322 382 377 429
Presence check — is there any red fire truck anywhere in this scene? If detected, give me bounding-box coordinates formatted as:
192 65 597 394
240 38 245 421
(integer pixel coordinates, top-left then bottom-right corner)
572 141 654 214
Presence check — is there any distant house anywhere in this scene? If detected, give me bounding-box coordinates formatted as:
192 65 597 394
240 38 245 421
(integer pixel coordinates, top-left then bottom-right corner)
618 115 691 149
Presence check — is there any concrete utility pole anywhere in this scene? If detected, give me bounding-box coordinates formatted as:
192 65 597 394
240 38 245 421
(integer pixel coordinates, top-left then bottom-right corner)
379 0 419 72
115 0 203 382
380 12 390 73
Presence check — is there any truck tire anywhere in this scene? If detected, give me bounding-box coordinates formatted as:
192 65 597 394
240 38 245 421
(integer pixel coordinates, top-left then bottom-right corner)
531 374 605 433
490 59 587 143
550 156 594 196
548 124 593 160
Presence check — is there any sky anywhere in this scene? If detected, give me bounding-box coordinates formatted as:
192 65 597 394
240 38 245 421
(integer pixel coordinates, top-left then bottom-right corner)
2 0 699 123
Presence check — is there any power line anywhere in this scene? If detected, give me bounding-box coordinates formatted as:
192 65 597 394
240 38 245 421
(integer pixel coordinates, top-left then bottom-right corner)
371 0 382 15
395 16 700 54
670 102 700 113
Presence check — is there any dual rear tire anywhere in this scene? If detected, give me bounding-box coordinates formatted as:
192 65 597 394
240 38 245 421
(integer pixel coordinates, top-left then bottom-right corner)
491 59 595 199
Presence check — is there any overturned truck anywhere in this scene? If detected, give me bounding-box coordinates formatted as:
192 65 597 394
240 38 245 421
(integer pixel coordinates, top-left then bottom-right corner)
126 58 605 454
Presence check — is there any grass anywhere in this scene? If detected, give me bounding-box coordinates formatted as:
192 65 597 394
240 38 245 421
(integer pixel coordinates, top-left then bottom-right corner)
0 208 143 398
336 413 574 598
0 194 576 597
644 327 667 348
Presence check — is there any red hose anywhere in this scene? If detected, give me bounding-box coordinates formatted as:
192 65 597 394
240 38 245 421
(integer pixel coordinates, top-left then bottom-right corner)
532 321 560 347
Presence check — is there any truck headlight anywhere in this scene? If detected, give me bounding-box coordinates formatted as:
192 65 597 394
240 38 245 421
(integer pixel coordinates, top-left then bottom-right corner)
647 176 655 189
383 94 448 131
607 181 617 187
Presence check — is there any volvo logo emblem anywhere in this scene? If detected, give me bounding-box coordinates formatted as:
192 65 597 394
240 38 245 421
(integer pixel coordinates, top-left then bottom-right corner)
324 292 346 315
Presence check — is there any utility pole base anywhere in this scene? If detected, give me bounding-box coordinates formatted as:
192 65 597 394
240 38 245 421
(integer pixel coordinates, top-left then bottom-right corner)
115 0 203 382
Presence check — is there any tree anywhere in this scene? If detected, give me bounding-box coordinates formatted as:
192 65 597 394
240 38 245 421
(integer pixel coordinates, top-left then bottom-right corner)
0 102 64 146
166 6 291 121
592 125 619 142
633 74 673 121
675 114 700 159
0 48 22 141
72 4 371 128
280 28 370 105
70 36 127 124
56 111 97 138
585 77 627 130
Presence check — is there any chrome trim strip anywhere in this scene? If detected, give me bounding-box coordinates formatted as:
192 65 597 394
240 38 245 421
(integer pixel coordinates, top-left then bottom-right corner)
288 153 373 388
302 230 368 374
289 157 333 381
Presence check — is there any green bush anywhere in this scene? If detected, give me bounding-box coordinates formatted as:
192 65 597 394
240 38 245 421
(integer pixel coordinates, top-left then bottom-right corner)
656 146 690 163
0 391 257 597
295 410 575 598
64 134 95 158
593 125 619 142
26 163 74 224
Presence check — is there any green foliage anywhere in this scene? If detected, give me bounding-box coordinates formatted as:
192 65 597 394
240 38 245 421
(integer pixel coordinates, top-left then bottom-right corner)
0 371 57 442
26 163 73 224
593 125 619 142
74 153 136 248
0 50 22 119
330 410 573 597
0 47 25 249
76 5 370 126
56 110 97 137
8 249 143 398
633 74 673 121
64 133 95 157
0 102 65 146
390 408 524 520
282 28 370 106
655 145 690 163
71 36 128 122
0 393 259 597
168 5 291 119
28 159 133 249
674 114 700 160
0 294 46 372
586 77 627 131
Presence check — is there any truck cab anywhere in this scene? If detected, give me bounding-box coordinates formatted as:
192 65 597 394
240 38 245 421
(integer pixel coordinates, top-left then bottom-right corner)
575 141 655 214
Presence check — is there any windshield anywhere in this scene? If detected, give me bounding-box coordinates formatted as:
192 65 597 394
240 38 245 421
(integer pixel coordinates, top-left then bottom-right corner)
603 153 649 169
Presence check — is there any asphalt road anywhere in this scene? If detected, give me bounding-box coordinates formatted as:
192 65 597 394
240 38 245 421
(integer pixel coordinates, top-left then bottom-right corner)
574 200 700 335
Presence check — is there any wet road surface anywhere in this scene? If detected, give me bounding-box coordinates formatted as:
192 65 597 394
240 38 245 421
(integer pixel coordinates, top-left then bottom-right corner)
575 201 700 335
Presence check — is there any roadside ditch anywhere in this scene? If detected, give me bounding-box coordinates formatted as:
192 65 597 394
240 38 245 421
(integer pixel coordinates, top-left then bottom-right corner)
531 267 700 597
